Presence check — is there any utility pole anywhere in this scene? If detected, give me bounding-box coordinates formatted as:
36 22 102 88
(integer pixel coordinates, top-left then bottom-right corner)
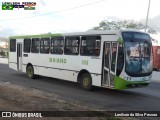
145 0 151 32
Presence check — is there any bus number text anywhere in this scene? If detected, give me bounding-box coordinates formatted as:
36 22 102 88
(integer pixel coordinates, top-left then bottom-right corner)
82 60 88 65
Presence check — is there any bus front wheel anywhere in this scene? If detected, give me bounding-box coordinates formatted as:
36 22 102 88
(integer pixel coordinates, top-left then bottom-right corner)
80 73 93 91
26 65 35 79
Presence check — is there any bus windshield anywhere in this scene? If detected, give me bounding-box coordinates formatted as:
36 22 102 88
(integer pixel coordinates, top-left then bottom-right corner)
122 32 153 77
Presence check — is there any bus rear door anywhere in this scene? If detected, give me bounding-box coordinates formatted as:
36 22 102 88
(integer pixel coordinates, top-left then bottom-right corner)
17 42 23 71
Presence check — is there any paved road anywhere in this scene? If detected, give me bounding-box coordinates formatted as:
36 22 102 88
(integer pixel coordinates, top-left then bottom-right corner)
0 63 160 111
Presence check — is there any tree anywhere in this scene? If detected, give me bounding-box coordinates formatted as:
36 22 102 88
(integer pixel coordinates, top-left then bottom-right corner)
91 20 156 34
0 47 5 56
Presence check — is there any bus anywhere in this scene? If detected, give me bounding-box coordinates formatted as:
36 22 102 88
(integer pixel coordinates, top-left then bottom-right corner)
150 34 160 71
9 30 153 90
153 46 160 71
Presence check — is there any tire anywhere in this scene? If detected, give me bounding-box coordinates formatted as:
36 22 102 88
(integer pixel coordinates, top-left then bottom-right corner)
80 73 93 91
26 65 35 79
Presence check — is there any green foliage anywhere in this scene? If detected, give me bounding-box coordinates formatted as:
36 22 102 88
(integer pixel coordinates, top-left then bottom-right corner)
91 20 156 34
0 48 5 56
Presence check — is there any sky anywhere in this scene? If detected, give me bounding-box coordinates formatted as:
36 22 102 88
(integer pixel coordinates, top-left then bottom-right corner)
0 0 160 37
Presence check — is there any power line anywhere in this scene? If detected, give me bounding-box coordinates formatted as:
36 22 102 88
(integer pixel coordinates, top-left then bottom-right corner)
0 0 106 21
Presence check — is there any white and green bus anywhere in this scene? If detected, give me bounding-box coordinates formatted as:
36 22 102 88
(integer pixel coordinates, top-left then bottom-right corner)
9 30 153 90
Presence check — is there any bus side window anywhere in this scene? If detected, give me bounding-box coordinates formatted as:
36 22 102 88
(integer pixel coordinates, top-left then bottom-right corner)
31 38 40 53
51 37 64 54
40 38 50 54
80 36 101 56
24 39 31 53
64 37 79 55
111 43 119 73
10 39 16 52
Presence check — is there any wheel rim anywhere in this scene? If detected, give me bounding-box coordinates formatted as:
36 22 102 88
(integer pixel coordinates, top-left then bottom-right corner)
83 77 90 88
27 67 33 78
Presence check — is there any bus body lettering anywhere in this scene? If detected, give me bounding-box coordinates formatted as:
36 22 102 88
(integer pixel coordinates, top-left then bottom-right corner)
49 57 66 64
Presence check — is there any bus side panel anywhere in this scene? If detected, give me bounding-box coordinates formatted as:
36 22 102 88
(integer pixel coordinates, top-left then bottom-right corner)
22 53 40 74
82 57 102 87
22 53 30 73
9 52 17 71
48 54 66 80
22 64 26 73
91 74 102 87
62 55 80 82
37 54 50 75
63 54 102 86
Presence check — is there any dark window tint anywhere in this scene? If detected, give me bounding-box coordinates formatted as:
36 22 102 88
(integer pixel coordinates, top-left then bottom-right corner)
40 38 50 54
51 37 64 54
31 38 39 53
64 37 79 55
116 44 124 76
10 39 16 52
80 36 101 56
111 43 118 73
23 39 31 53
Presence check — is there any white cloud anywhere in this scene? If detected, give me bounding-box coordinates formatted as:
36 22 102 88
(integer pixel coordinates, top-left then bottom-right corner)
0 0 160 37
0 25 4 31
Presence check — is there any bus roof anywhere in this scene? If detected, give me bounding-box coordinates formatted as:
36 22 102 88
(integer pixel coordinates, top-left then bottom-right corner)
9 30 147 39
9 33 62 39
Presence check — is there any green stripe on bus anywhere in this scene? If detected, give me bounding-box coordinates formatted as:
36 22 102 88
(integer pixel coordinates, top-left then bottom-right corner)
114 76 149 90
49 57 67 64
118 37 123 45
9 33 62 39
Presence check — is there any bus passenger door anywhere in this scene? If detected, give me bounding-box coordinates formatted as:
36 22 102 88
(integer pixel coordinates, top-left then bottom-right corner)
17 43 23 71
102 42 118 87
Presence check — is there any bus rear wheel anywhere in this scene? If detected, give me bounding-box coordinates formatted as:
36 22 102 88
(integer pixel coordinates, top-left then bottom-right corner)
80 73 93 91
26 65 35 79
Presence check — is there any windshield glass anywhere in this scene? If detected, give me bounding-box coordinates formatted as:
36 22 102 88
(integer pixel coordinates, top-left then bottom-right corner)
122 32 152 77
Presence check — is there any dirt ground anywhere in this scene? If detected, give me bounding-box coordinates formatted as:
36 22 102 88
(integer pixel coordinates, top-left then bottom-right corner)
0 81 139 120
0 82 113 120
